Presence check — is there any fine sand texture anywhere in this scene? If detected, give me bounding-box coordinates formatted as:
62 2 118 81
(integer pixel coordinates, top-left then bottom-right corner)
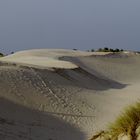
0 49 140 140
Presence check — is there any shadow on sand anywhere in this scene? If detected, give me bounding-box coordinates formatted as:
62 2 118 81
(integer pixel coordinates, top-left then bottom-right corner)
0 97 86 140
58 56 127 90
0 61 127 92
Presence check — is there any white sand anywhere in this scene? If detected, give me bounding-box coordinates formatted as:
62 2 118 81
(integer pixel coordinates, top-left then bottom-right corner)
0 49 140 140
0 49 111 69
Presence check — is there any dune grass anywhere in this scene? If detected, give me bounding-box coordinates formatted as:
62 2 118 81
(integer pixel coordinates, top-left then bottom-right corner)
91 102 140 140
109 102 140 139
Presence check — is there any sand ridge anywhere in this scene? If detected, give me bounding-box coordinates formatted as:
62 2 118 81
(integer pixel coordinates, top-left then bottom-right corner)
0 49 111 69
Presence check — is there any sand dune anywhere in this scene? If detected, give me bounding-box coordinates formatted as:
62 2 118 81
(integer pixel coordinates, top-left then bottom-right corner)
0 49 140 140
0 49 111 69
0 49 92 69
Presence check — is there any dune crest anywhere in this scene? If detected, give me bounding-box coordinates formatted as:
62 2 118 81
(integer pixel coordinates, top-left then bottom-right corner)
0 49 113 69
0 49 93 69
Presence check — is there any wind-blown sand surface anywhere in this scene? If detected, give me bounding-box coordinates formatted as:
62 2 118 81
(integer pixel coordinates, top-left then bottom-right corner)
0 49 140 140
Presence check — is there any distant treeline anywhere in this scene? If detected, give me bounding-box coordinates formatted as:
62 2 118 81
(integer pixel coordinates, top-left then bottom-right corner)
89 47 124 52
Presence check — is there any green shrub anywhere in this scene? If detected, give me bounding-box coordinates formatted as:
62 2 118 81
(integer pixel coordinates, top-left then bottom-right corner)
0 52 4 57
95 48 124 53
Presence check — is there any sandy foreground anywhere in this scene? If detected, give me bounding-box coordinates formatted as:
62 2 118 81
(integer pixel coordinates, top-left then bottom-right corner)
0 49 140 140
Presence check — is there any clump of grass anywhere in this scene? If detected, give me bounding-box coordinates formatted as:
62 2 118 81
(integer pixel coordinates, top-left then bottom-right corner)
109 102 140 140
90 131 111 140
91 102 140 140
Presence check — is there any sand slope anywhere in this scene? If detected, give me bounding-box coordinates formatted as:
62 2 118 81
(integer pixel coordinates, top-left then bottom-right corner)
0 49 140 140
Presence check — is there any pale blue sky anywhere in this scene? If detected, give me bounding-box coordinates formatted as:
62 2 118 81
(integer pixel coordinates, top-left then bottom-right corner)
0 0 140 54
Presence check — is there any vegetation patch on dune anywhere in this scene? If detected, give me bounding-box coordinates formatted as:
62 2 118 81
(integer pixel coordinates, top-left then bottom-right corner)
91 102 140 140
0 52 4 57
88 47 124 52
